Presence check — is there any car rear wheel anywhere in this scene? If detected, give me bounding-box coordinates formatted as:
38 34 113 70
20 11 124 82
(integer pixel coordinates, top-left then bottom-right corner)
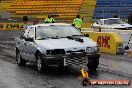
36 53 47 74
16 51 26 67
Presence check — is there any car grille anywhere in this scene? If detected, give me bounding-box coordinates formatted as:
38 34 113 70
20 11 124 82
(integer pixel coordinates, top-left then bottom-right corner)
46 49 65 55
65 53 87 66
66 49 85 53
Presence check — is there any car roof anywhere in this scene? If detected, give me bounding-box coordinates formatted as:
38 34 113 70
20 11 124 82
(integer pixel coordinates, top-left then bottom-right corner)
28 23 71 27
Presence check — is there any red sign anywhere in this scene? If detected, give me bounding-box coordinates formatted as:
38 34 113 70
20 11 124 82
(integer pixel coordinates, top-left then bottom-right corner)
97 36 110 49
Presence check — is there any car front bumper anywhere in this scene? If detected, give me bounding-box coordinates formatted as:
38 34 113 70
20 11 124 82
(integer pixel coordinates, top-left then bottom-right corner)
43 53 100 66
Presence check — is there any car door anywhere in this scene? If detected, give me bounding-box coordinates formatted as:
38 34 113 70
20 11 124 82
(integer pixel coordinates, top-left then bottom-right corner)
21 27 31 60
24 27 36 61
17 30 26 59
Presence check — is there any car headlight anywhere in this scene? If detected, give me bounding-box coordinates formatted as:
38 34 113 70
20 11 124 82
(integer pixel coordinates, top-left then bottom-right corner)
93 46 99 52
86 47 94 53
86 46 99 53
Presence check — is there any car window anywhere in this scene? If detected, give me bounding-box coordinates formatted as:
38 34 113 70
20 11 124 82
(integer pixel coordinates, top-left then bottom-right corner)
22 27 34 39
28 27 34 38
23 28 30 38
104 19 123 25
98 20 103 25
35 25 83 39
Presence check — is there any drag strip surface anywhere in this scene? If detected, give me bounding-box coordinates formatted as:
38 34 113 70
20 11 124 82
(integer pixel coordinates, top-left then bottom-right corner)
0 30 131 88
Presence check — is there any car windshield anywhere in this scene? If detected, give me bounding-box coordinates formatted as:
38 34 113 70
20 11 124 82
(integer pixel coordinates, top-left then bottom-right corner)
35 25 83 39
104 19 124 25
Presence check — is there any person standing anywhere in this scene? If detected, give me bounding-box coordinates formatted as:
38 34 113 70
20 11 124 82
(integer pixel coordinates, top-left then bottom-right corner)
72 15 83 31
44 15 55 23
23 16 30 29
128 13 132 25
113 15 119 18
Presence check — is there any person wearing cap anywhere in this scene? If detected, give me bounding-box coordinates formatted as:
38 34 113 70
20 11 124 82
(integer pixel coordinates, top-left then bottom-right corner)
72 15 83 31
44 15 55 23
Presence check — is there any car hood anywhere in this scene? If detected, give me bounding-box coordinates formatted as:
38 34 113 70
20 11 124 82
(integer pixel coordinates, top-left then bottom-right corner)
35 37 97 51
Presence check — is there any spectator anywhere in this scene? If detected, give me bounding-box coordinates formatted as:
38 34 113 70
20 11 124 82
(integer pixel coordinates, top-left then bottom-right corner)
72 15 83 31
44 15 55 23
113 14 119 18
23 16 30 29
128 13 132 25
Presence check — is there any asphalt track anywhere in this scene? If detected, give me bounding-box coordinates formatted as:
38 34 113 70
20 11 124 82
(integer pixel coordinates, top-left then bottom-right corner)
0 30 132 88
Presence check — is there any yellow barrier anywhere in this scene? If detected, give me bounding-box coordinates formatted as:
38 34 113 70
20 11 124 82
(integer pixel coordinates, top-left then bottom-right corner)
0 22 24 30
0 22 92 30
0 22 34 30
82 31 122 54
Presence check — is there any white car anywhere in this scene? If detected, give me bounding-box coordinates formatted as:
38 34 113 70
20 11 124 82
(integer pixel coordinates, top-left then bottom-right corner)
15 23 100 73
92 18 132 30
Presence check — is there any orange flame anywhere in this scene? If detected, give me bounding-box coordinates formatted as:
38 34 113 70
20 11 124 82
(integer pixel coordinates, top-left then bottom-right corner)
81 67 89 78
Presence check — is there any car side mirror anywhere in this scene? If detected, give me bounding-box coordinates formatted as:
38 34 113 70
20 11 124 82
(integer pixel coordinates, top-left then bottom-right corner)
25 37 34 42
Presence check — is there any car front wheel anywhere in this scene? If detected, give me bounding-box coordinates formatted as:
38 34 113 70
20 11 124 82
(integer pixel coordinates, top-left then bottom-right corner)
36 53 47 74
87 55 99 72
87 60 98 71
16 51 26 67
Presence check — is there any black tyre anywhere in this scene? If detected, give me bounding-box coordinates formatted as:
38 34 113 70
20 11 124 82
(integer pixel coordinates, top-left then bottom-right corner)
36 53 47 74
87 58 99 71
16 51 26 67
